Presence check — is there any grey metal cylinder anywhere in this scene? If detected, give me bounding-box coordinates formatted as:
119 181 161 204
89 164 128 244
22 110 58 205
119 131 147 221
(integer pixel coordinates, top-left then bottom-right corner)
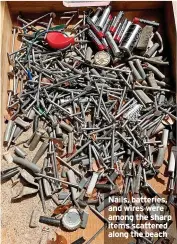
146 72 158 88
134 59 146 80
154 147 165 169
13 155 41 173
15 146 27 158
128 61 142 81
97 6 111 29
32 141 48 164
66 170 79 200
144 43 160 58
91 7 102 24
60 121 73 132
135 89 153 105
119 24 142 55
145 63 165 80
29 131 41 151
55 124 62 137
14 117 30 130
68 132 74 154
4 120 14 144
105 31 121 57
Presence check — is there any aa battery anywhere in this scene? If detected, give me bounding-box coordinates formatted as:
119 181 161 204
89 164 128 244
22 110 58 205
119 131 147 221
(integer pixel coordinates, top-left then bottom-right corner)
87 30 105 51
102 14 113 34
97 6 111 29
119 20 132 42
86 17 104 39
109 11 124 33
133 17 160 28
91 7 102 24
105 31 121 57
114 18 128 43
13 155 41 173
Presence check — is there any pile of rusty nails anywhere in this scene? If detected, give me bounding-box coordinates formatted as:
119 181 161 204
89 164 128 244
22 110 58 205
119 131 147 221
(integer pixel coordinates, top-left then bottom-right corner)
2 5 177 244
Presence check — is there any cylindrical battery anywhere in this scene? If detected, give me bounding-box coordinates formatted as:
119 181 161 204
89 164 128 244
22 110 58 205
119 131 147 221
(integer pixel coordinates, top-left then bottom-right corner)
109 11 124 33
114 18 128 43
105 31 121 57
97 6 111 29
119 20 132 42
119 24 142 55
91 7 102 24
102 14 113 34
86 17 104 39
88 30 105 51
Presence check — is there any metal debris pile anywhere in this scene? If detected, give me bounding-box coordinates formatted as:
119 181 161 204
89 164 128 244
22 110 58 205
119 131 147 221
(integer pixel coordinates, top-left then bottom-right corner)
2 5 177 244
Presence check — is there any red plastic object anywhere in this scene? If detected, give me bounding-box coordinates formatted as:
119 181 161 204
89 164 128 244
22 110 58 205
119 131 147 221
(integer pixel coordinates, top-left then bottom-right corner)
46 32 75 49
